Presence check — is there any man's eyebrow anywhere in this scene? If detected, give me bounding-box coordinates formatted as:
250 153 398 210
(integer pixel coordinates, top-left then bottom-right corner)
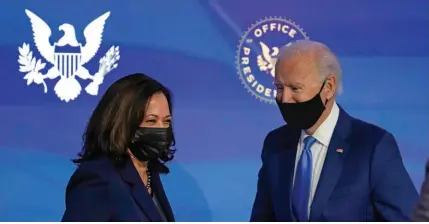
293 82 305 88
274 82 306 87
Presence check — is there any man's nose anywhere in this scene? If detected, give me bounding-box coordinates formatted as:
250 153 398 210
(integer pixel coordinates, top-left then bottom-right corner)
281 89 294 103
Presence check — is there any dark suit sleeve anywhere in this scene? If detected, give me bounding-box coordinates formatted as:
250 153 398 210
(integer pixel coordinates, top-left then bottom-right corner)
61 168 110 222
413 160 429 221
250 132 275 221
370 132 419 221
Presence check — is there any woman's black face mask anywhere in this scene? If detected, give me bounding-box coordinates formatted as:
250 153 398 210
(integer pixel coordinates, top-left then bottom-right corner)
128 127 173 162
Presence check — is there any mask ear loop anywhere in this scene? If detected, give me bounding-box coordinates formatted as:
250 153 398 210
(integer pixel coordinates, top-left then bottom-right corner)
318 80 329 106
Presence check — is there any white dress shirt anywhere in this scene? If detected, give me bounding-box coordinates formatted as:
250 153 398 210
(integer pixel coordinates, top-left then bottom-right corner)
292 102 340 214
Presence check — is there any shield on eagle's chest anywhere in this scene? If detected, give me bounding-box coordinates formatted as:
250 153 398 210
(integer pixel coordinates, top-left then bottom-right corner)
54 45 82 78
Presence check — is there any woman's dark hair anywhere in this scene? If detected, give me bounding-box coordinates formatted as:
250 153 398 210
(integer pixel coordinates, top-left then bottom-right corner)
73 73 176 172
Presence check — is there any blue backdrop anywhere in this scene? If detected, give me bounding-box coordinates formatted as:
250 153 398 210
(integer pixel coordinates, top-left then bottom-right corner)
0 0 428 221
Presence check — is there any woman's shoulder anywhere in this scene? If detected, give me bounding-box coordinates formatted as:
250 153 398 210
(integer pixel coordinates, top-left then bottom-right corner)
63 157 115 221
68 156 116 186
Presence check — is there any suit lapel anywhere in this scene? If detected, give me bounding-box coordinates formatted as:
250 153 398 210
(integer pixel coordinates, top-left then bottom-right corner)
151 171 175 222
275 128 300 221
118 158 162 222
309 107 352 221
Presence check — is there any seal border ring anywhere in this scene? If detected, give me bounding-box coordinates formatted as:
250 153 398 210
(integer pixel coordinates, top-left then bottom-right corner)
235 16 310 104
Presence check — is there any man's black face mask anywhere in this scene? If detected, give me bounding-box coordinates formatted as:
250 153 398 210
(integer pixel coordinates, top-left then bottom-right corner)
276 82 328 130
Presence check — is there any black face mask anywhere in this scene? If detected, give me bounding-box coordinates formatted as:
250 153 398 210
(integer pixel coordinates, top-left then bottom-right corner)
128 127 173 162
276 82 327 130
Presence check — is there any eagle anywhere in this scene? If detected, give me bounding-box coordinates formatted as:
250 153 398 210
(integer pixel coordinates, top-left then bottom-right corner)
24 9 110 102
256 41 279 78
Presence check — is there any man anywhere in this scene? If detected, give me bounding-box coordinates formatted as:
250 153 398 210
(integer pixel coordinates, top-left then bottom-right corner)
250 40 418 221
414 160 429 221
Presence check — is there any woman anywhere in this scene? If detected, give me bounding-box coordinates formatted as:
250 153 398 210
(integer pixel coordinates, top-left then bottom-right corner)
62 73 176 222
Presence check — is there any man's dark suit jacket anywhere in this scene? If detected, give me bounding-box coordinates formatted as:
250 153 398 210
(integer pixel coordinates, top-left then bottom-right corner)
250 106 419 221
61 156 175 222
413 160 429 221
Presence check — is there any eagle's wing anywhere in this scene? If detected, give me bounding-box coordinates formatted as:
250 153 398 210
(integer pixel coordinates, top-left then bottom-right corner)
25 9 55 64
80 12 111 65
259 41 272 63
271 58 278 67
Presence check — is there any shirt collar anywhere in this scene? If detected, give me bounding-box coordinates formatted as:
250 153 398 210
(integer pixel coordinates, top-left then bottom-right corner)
301 102 340 146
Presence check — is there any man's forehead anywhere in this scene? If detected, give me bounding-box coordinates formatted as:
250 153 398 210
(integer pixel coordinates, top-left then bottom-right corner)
279 53 317 68
276 59 318 79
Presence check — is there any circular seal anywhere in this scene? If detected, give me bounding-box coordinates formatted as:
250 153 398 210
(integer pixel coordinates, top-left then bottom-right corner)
236 17 310 104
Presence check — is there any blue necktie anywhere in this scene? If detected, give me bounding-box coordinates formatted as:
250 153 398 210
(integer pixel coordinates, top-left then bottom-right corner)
292 136 317 222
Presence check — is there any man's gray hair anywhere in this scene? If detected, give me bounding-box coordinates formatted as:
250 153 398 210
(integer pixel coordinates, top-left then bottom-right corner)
277 40 343 95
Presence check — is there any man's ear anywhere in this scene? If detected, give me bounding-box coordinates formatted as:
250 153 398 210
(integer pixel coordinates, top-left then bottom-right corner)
325 75 336 100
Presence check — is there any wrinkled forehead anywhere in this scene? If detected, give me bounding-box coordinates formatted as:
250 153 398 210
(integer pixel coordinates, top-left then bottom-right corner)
275 55 319 84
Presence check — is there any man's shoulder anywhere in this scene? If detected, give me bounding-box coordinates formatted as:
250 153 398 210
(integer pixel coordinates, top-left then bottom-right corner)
262 125 298 154
265 112 394 146
265 125 293 139
347 114 393 145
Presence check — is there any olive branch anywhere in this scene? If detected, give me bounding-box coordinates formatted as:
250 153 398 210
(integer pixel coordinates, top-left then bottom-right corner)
18 43 48 93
